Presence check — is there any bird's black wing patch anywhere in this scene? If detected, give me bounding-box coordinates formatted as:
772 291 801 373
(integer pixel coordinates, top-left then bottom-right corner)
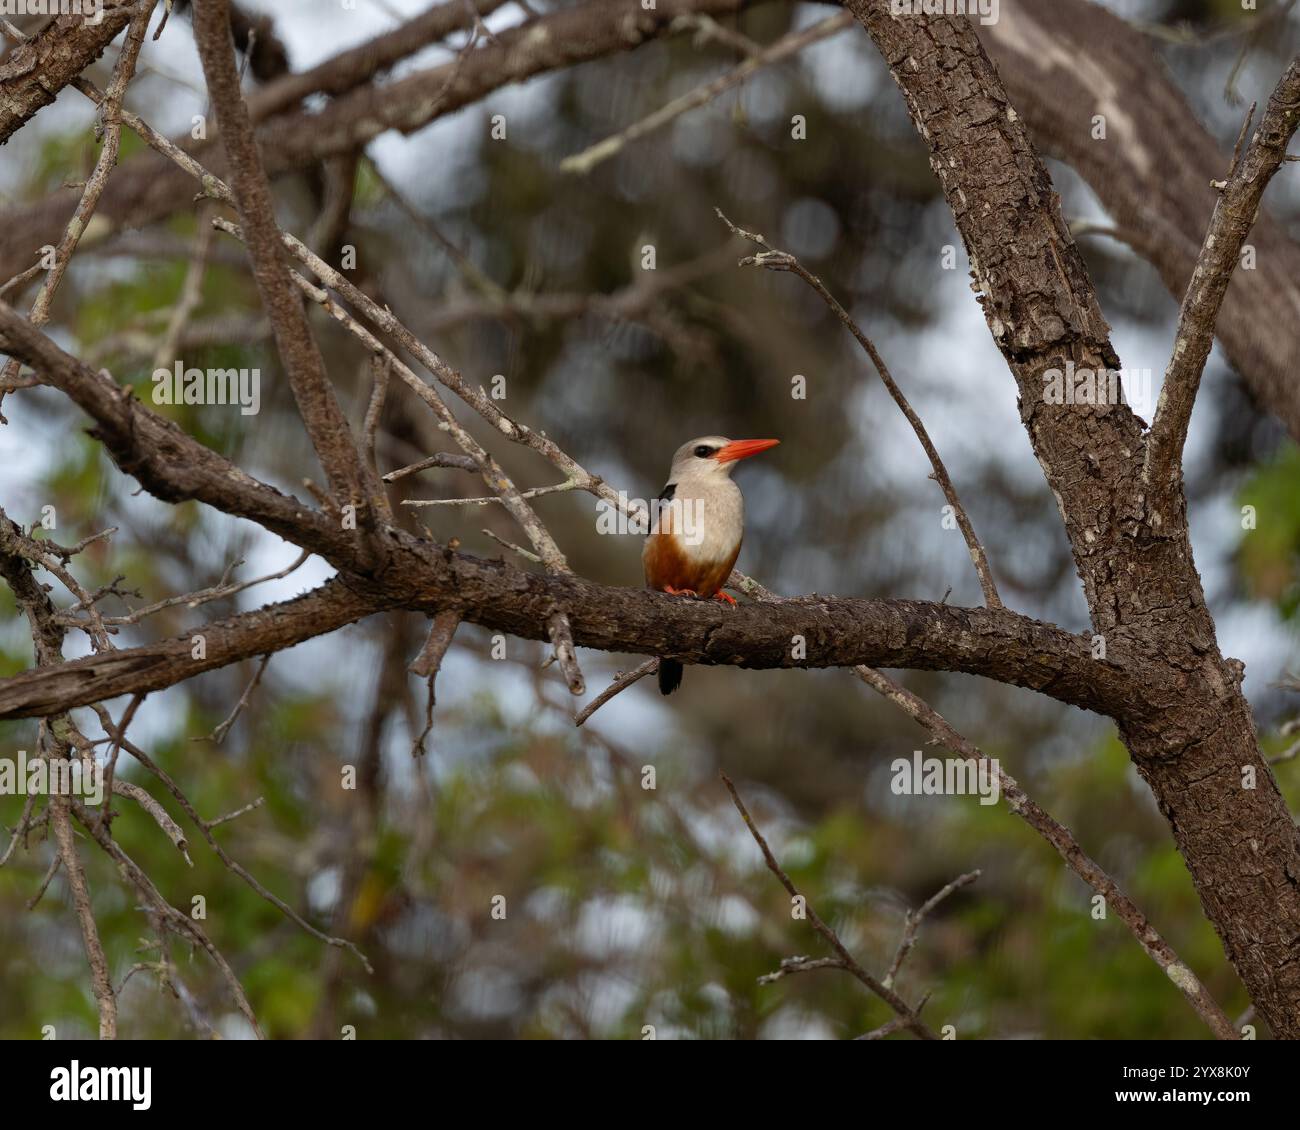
656 482 676 503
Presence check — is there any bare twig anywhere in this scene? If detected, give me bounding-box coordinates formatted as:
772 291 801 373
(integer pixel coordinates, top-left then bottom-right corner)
756 954 847 984
402 480 582 507
69 795 265 1037
97 691 144 833
383 452 480 482
720 771 937 1039
112 779 192 865
206 796 266 829
0 260 45 300
196 654 270 744
480 528 543 563
716 208 1003 610
217 215 589 696
408 609 462 679
86 550 309 629
362 353 394 521
857 998 930 1041
52 797 117 1039
86 709 373 975
574 659 658 726
1145 59 1300 515
25 849 62 910
882 870 980 990
849 663 1238 1040
0 792 38 868
547 611 586 697
1 507 115 652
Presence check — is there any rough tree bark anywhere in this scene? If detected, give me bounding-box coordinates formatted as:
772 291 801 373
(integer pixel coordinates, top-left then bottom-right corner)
845 1 1300 1037
0 1 136 144
980 0 1300 445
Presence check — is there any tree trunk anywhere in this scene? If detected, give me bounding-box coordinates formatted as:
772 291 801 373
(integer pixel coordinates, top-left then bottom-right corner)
846 0 1300 1037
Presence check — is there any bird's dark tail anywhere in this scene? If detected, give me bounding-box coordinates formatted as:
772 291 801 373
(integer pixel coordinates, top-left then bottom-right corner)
658 659 683 695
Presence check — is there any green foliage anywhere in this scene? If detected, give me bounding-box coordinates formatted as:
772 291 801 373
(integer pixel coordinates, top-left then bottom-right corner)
1237 443 1300 618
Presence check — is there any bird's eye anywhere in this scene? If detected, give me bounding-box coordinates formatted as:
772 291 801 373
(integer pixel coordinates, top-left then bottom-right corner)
693 445 714 458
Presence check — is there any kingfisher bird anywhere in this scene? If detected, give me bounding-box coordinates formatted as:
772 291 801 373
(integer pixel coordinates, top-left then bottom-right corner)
643 435 780 695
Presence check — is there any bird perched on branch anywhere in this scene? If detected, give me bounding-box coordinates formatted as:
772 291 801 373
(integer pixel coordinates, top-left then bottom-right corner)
643 436 780 695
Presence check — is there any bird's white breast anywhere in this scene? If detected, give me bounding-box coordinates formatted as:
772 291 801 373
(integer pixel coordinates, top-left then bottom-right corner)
672 476 743 565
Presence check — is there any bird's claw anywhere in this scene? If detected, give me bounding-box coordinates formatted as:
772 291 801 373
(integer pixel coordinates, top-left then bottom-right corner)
714 591 738 606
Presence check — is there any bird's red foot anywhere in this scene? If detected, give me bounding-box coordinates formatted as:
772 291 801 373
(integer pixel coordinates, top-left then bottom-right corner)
664 585 699 597
714 591 738 606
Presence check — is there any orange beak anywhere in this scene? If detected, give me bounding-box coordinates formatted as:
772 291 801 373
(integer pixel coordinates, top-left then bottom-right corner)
714 438 780 463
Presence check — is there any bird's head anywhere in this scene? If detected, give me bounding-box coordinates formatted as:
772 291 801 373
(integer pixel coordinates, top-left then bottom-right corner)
669 435 780 481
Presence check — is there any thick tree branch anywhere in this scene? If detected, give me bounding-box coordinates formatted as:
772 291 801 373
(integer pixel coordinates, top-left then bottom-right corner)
981 0 1300 445
0 300 361 569
0 1 155 392
0 578 385 719
846 0 1300 1038
256 0 754 170
190 0 370 512
0 545 1147 723
0 2 135 143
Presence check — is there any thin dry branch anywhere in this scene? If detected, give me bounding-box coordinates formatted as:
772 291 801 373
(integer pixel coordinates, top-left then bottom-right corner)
0 1 155 389
409 609 462 680
849 663 1239 1041
0 513 114 651
69 796 265 1037
0 792 38 868
882 870 980 990
383 452 480 482
85 549 309 629
721 771 937 1039
362 353 394 521
112 779 192 866
196 654 270 744
87 708 373 975
574 659 658 726
1144 57 1300 514
97 690 144 834
402 480 583 508
52 796 118 1039
216 215 588 695
715 209 1003 610
191 0 370 511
